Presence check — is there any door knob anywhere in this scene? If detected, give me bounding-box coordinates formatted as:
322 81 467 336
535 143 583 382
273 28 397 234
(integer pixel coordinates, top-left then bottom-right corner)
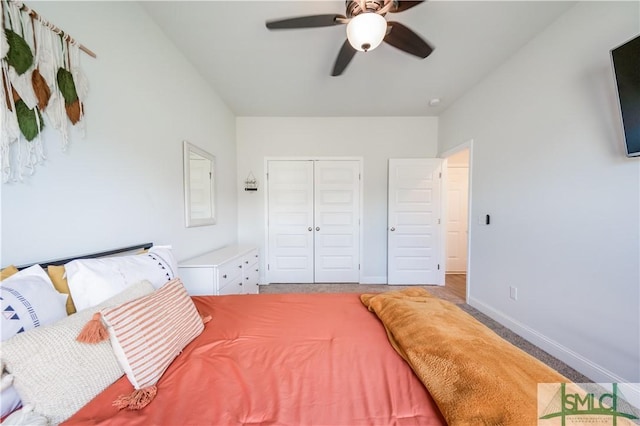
316 227 320 231
390 227 396 232
308 227 313 231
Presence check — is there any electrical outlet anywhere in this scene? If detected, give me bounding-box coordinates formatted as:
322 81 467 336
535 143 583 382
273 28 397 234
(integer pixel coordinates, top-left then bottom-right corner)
509 286 518 301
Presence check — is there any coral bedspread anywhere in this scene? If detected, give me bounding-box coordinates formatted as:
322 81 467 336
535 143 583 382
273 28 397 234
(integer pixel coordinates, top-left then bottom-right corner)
63 293 445 425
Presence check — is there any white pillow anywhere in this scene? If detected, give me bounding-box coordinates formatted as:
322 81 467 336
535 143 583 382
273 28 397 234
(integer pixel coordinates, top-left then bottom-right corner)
0 280 155 424
65 246 178 311
0 265 68 418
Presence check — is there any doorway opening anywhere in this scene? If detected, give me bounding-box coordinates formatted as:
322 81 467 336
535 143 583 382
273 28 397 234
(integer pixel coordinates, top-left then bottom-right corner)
442 145 471 302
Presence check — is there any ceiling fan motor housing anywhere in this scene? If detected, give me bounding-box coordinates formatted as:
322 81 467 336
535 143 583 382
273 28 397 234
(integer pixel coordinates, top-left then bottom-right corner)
346 0 392 17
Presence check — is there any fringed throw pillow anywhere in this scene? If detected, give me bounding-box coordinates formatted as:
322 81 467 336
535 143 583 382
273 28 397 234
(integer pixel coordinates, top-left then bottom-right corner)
82 278 204 410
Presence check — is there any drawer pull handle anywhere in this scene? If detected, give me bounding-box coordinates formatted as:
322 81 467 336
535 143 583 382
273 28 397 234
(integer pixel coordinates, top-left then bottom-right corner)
245 277 249 280
255 269 258 272
245 261 249 264
239 282 243 286
222 274 227 278
238 265 242 268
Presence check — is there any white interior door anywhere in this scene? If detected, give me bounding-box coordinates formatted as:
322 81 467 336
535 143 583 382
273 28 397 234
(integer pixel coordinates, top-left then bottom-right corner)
267 161 314 283
388 158 442 285
314 161 360 283
446 166 469 273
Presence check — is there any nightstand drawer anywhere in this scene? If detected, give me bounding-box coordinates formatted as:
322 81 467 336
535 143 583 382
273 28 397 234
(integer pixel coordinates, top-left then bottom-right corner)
218 262 242 288
243 265 259 294
219 278 243 296
241 249 259 268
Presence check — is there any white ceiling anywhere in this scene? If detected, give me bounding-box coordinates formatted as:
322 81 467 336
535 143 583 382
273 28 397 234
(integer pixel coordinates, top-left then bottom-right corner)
141 1 575 117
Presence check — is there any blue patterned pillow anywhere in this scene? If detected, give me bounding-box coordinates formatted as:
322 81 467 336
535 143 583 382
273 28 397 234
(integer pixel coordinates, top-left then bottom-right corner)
1 265 67 341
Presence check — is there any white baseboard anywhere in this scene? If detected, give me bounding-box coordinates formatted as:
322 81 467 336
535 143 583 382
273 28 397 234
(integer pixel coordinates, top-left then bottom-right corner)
260 278 388 285
469 296 631 384
360 276 387 284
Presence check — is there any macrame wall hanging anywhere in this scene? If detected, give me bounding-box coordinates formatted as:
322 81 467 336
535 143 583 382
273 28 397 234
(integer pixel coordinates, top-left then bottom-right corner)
0 0 96 183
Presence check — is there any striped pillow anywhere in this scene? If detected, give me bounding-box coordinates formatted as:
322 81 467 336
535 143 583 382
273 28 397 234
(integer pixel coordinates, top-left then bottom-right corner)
101 278 204 409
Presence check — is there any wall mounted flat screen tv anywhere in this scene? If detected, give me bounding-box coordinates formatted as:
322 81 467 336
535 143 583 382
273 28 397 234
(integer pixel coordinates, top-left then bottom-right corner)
611 35 640 157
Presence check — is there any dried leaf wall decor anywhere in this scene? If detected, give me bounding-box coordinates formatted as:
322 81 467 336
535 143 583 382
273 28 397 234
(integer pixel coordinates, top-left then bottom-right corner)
4 29 32 74
1 0 95 183
65 99 81 124
31 67 49 109
56 67 77 104
15 98 43 141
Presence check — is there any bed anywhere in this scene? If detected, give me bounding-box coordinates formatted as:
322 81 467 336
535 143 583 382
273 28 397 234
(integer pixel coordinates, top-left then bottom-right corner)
0 244 575 426
64 292 446 425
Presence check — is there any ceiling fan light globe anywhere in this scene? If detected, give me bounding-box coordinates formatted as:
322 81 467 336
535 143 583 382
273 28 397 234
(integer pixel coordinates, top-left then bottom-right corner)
346 13 387 52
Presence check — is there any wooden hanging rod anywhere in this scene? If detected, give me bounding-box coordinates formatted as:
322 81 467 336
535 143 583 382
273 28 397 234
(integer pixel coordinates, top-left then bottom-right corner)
10 1 97 58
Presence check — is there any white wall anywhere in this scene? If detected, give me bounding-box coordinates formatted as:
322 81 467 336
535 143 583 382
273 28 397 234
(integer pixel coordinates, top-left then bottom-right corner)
236 117 438 283
439 2 639 382
0 1 237 266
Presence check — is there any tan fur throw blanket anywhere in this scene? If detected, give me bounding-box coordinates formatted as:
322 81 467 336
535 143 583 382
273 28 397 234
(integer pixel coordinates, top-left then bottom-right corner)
361 288 570 425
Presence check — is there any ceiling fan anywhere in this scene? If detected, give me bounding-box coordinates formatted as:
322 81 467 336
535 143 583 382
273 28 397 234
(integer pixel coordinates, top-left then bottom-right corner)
265 0 434 76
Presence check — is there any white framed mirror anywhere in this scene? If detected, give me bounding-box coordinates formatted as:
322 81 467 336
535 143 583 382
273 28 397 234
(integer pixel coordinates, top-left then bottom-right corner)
183 141 216 227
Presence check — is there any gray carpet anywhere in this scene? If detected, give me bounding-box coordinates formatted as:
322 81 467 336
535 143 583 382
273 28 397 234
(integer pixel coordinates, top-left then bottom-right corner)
260 283 591 383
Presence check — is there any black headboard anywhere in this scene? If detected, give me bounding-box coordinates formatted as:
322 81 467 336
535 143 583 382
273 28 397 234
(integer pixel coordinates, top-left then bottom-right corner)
17 242 153 270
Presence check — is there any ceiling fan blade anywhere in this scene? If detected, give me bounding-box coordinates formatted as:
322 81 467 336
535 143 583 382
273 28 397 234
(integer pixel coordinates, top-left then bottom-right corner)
332 40 357 76
390 1 425 13
266 14 346 30
384 22 434 58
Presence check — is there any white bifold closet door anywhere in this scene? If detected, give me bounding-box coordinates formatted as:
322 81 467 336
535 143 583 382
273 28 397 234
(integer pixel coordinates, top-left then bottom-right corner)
387 158 442 285
267 161 315 283
267 160 360 283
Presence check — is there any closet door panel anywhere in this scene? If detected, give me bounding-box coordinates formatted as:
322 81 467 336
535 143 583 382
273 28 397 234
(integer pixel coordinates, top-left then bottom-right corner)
267 161 314 283
314 161 360 283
